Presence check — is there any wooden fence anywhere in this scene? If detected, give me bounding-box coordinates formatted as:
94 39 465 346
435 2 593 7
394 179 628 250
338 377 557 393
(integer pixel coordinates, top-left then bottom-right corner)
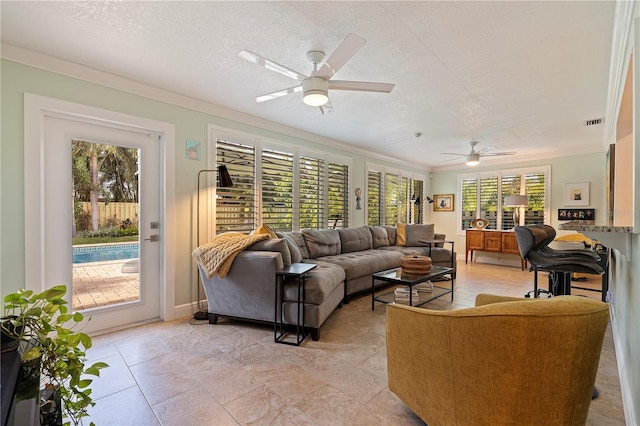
79 202 139 227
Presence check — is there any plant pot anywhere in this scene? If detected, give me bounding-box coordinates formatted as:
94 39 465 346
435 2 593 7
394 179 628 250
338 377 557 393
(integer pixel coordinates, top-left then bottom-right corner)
40 384 62 426
0 316 22 353
16 355 41 401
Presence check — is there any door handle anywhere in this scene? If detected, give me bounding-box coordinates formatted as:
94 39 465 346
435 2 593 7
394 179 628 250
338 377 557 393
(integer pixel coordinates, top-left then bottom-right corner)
145 235 159 242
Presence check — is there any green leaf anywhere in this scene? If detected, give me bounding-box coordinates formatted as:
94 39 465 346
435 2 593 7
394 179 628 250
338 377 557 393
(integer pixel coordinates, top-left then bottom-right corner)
77 379 92 388
73 312 84 322
22 346 42 361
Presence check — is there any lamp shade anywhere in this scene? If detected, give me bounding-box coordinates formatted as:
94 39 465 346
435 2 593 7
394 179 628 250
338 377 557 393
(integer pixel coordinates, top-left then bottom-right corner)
504 195 529 207
218 165 234 187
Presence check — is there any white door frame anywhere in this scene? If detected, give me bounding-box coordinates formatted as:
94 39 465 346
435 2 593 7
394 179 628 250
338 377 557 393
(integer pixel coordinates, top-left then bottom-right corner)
24 93 176 324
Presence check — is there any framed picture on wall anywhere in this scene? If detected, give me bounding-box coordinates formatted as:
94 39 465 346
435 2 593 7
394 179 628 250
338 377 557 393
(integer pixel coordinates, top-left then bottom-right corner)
433 194 454 211
564 182 590 206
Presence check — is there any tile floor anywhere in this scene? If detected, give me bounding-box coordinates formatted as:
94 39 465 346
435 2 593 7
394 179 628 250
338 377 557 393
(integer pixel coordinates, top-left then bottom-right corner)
84 262 626 425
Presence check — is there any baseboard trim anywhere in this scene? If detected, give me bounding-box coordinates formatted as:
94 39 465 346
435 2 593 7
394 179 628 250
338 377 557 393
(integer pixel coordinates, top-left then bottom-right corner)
173 300 208 320
610 305 635 425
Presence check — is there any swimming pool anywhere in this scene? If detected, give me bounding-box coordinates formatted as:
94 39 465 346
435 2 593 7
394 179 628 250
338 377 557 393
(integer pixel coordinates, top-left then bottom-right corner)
73 243 139 264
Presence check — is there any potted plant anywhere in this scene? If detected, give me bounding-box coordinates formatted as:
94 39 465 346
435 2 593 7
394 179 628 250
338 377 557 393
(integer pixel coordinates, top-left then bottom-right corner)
2 285 108 426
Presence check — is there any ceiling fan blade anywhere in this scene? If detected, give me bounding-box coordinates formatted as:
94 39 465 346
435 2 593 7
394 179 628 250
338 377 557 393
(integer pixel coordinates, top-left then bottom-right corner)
319 100 334 115
256 85 302 103
441 152 468 156
329 80 395 93
479 152 517 157
239 50 307 82
314 33 367 80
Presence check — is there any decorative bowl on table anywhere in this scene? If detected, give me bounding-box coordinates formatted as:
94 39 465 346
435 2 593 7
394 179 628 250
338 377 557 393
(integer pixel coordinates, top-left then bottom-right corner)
400 255 432 275
471 218 489 229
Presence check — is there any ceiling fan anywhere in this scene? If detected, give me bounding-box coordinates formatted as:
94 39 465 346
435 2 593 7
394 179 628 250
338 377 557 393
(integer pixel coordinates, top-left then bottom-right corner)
238 33 395 114
442 141 516 166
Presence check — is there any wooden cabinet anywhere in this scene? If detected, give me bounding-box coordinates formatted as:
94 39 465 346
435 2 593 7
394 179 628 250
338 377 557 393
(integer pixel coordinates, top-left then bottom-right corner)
466 230 526 270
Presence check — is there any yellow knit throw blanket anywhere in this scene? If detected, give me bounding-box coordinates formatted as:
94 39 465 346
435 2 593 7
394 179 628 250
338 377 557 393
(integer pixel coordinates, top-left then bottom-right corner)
192 232 270 279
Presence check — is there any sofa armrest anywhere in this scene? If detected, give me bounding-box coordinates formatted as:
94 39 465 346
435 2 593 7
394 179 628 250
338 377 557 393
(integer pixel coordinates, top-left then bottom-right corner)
197 250 284 322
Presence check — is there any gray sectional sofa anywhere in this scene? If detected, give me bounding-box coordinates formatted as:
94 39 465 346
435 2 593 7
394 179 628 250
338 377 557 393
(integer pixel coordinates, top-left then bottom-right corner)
195 224 456 341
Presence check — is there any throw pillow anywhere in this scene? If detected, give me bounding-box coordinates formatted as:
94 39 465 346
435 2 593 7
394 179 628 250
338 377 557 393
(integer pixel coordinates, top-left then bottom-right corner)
253 224 277 239
396 223 406 246
406 224 435 246
369 226 390 248
248 238 291 267
276 231 303 263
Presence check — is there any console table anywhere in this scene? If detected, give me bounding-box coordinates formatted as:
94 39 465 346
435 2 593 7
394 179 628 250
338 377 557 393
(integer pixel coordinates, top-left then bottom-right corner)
465 229 526 270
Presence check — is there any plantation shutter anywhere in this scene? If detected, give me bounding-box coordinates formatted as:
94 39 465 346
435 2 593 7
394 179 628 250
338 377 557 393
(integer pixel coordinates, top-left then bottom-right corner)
328 162 349 229
400 177 410 224
262 148 294 231
525 172 546 225
500 174 522 230
461 178 478 229
216 140 256 234
299 156 326 230
367 170 383 226
479 177 499 229
385 173 400 226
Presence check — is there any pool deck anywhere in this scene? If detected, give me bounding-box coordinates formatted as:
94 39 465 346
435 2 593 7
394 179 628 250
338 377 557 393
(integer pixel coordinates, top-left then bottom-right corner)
72 259 139 311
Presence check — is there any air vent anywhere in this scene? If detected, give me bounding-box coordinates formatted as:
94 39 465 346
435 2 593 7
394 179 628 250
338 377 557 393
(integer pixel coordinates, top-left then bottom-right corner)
584 117 604 126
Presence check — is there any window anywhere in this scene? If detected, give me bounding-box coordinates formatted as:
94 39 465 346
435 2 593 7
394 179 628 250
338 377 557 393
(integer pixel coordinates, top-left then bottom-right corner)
366 164 425 226
214 137 350 234
299 156 325 230
327 162 349 229
216 139 256 234
384 173 399 226
367 170 383 226
458 166 550 232
262 148 294 231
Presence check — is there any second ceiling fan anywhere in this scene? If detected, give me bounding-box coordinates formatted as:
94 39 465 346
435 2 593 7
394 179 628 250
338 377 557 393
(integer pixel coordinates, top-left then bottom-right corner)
442 141 516 166
238 33 395 114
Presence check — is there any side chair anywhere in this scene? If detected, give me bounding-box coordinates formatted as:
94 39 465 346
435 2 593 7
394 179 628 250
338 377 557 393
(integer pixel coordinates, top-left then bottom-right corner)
386 294 609 426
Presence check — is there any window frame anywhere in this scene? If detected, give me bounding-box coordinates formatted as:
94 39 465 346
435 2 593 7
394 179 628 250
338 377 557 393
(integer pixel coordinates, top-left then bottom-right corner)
366 162 426 226
208 126 352 235
456 165 551 235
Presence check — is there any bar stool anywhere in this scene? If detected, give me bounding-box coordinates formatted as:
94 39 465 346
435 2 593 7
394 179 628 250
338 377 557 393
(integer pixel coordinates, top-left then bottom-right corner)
514 226 604 298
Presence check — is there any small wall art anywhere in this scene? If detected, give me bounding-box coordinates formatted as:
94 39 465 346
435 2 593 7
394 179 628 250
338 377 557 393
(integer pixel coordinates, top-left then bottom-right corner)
564 182 589 206
433 194 454 211
186 140 201 160
558 208 595 222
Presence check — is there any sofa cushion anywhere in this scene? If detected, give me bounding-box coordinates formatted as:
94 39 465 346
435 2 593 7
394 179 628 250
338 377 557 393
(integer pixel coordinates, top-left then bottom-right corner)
287 232 309 259
248 238 291 267
276 232 303 263
384 226 397 246
338 226 373 253
283 260 345 304
317 250 403 280
369 226 390 248
406 224 435 246
303 230 341 258
434 233 446 248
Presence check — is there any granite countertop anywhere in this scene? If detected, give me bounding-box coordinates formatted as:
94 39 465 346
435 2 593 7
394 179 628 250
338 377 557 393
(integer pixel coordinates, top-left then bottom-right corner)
558 221 633 233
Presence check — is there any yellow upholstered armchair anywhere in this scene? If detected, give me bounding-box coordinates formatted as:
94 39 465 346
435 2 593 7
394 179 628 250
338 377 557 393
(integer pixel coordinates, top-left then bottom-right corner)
386 294 609 426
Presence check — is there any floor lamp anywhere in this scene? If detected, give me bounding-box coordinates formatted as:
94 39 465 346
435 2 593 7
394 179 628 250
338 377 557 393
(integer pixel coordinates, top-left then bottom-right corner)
193 165 233 320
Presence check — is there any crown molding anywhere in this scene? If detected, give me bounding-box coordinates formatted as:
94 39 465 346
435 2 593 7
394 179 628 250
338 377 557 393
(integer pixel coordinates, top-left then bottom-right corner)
1 43 427 172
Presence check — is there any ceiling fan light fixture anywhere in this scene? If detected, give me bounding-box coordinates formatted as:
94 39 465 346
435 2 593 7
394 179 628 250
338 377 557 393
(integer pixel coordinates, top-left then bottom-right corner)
302 77 329 106
466 153 480 166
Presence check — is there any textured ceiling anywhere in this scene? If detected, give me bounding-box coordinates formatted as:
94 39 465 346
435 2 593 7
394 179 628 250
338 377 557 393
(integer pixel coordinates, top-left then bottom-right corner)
1 1 615 169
